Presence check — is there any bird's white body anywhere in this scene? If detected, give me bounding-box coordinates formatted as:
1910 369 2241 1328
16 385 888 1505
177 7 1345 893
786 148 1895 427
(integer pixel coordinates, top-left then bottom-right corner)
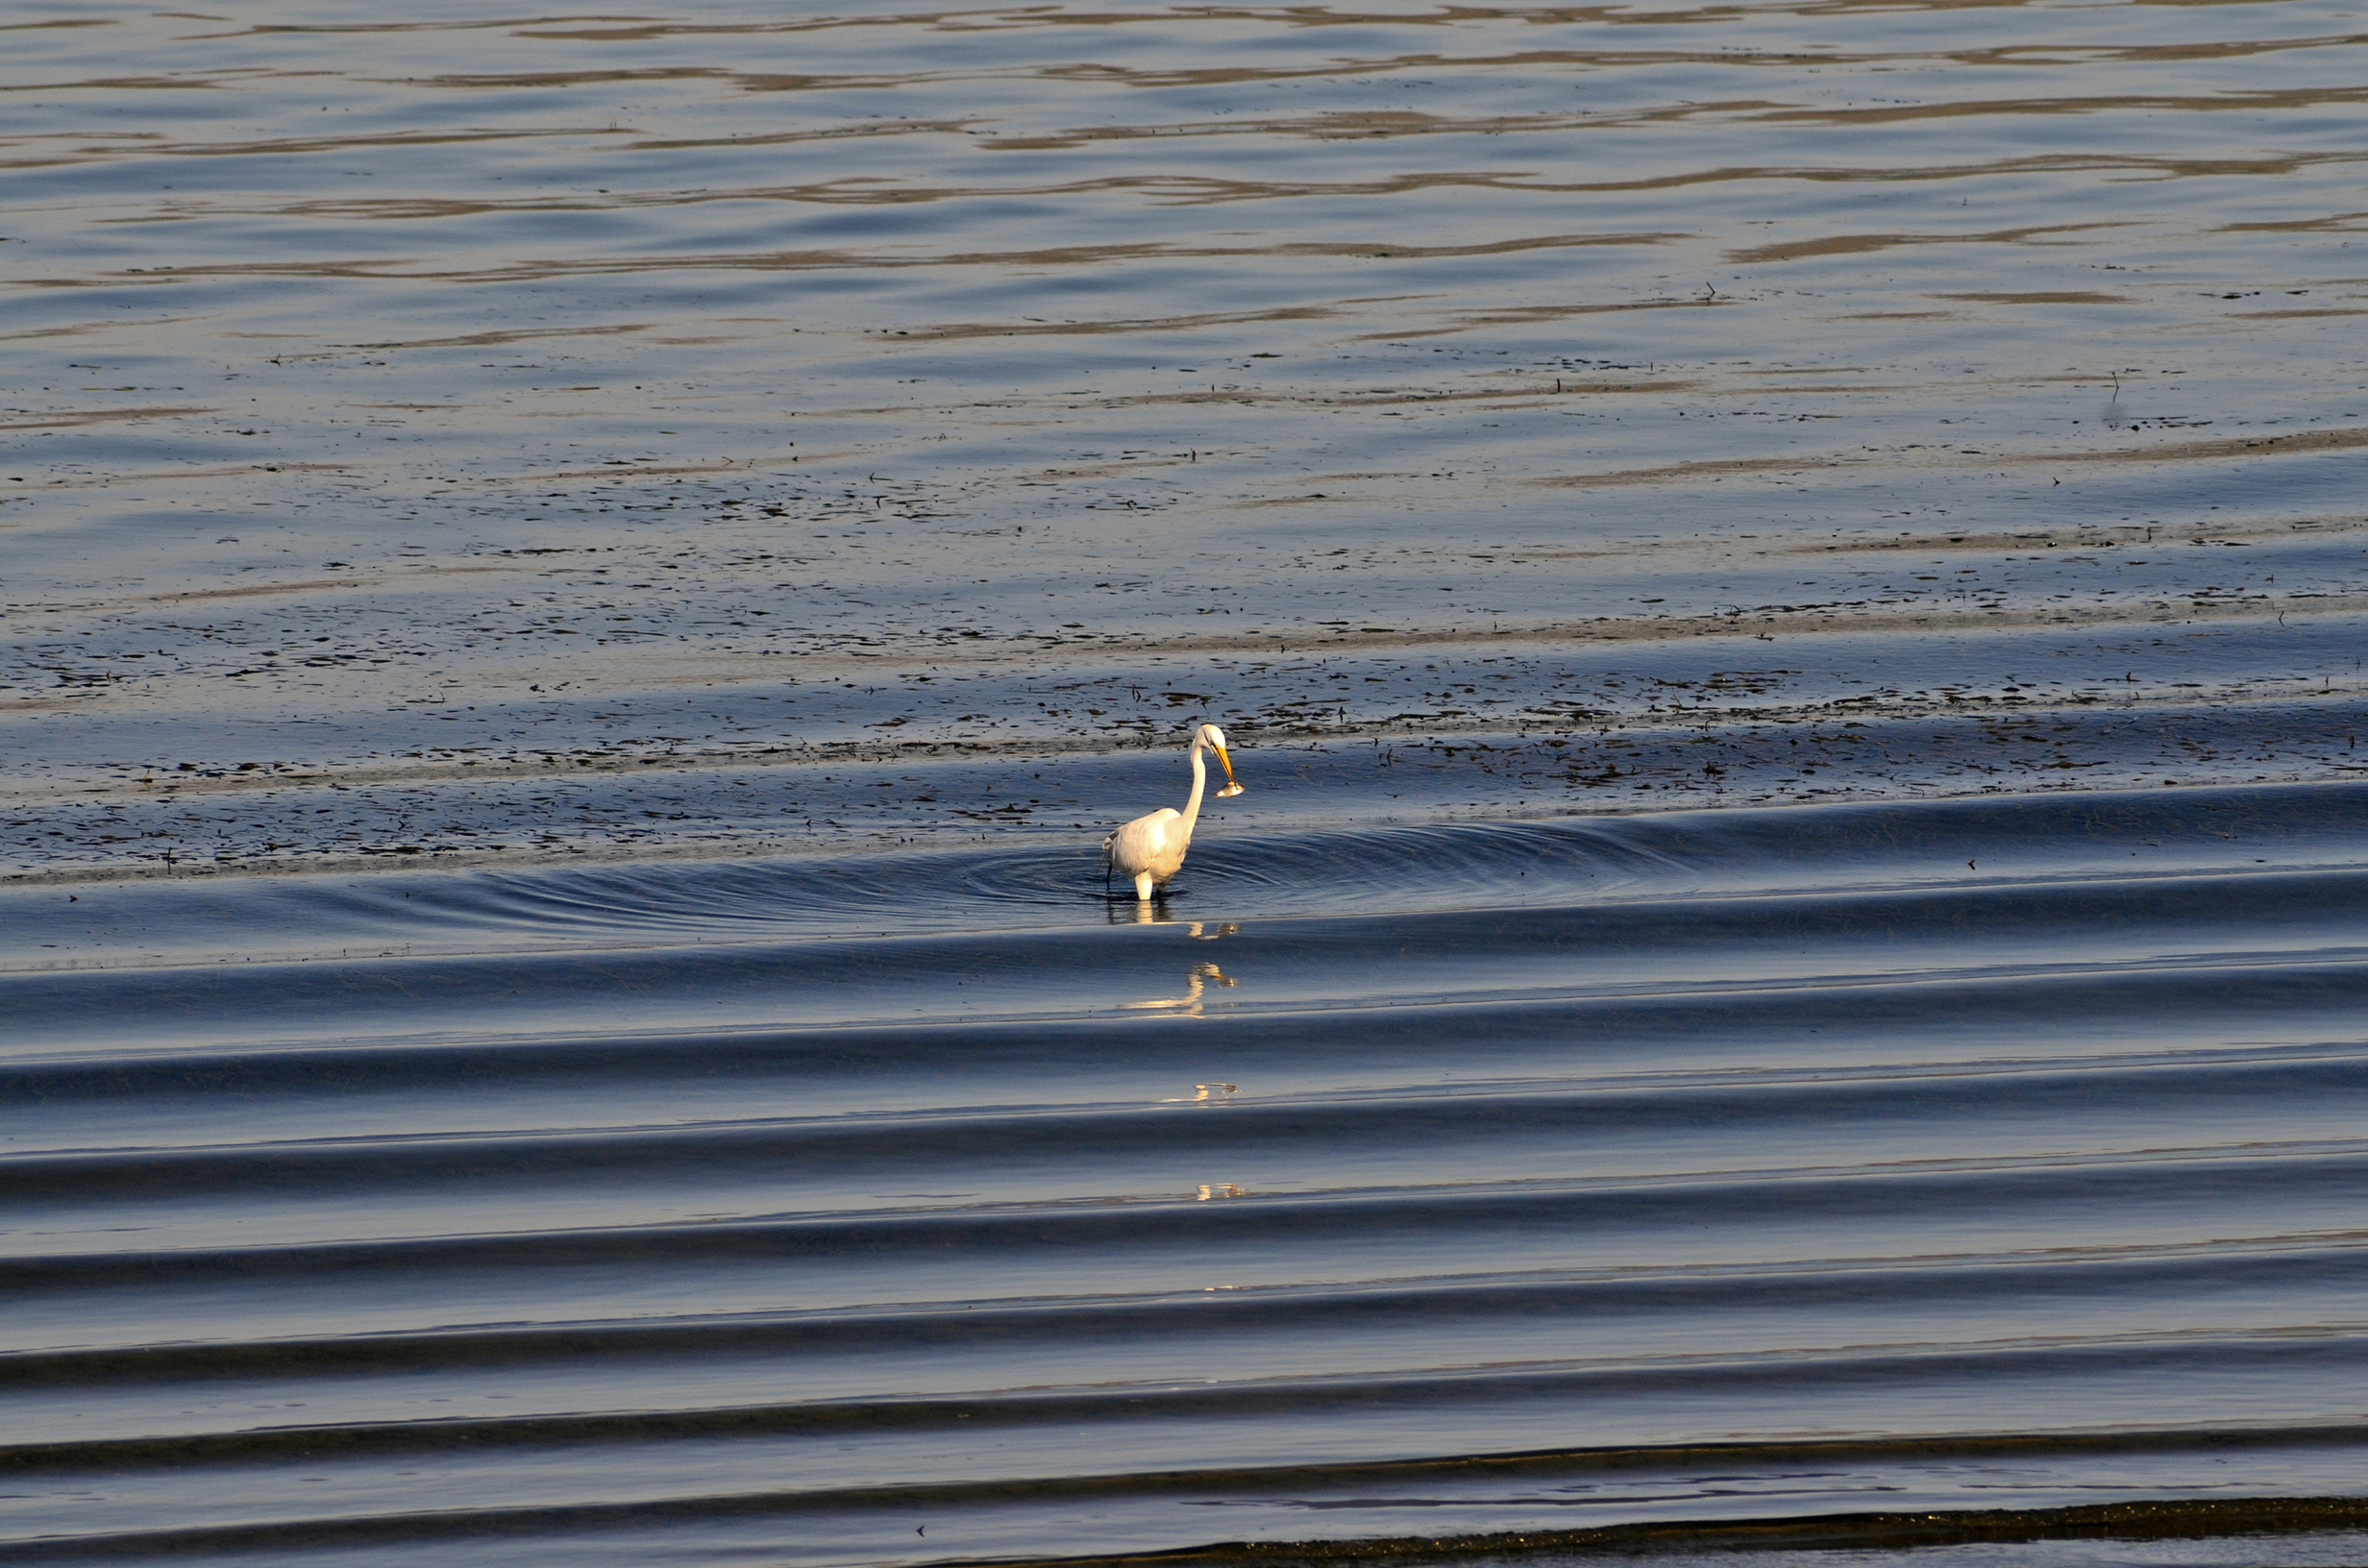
1103 723 1240 900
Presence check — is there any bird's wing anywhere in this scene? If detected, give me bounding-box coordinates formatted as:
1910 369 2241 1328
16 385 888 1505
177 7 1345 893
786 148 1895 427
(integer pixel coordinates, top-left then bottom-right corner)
1107 808 1181 868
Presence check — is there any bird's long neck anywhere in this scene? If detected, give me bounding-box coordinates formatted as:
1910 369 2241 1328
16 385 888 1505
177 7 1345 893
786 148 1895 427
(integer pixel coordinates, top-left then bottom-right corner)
1177 739 1208 840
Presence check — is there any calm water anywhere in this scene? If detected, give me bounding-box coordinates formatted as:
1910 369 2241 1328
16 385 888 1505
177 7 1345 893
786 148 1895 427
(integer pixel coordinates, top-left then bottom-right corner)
6 0 2368 1562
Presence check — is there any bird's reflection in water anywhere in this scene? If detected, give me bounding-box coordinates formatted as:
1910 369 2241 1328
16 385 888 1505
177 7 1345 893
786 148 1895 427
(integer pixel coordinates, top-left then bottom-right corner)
1111 894 1166 926
1114 893 1242 929
1119 909 1242 1017
1108 890 1237 941
1123 961 1235 1017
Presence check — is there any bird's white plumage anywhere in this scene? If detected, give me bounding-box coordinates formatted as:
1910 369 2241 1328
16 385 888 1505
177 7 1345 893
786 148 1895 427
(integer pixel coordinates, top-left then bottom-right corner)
1103 723 1240 900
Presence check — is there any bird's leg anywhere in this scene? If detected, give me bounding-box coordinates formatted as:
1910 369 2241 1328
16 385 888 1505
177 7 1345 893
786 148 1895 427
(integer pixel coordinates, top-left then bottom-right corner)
1134 870 1156 901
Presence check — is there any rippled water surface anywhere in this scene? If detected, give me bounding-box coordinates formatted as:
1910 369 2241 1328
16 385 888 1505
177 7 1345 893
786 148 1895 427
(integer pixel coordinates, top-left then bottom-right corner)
7 0 2368 1562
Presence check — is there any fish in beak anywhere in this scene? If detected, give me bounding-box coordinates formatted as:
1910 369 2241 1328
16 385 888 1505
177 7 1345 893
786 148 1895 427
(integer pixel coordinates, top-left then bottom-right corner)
1214 743 1244 797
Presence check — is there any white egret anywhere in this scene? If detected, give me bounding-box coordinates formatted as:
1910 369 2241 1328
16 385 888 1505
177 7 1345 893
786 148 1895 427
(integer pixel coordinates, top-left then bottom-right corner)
1102 723 1242 901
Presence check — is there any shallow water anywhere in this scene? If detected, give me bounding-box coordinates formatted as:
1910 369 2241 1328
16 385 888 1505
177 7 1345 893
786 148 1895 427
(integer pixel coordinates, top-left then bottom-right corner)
9 0 2368 874
11 785 2368 1562
7 0 2368 1563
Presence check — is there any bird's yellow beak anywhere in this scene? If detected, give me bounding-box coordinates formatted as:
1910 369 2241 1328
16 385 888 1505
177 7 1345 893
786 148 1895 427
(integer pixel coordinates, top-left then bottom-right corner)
1214 744 1244 797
